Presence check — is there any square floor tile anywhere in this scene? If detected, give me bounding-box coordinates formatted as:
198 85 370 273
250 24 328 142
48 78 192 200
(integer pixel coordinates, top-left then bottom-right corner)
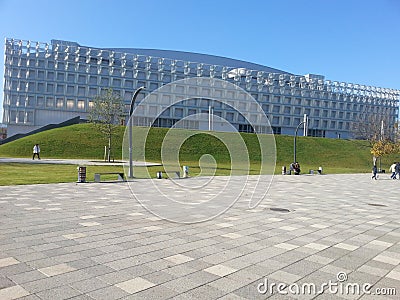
0 285 30 299
0 257 20 268
164 254 194 265
204 265 237 277
115 277 155 294
38 263 76 277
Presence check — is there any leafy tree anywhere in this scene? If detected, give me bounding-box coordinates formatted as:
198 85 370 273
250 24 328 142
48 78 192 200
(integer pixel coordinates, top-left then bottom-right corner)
89 88 125 162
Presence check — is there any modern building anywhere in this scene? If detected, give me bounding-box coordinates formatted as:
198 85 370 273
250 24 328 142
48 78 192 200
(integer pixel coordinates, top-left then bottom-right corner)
2 38 399 138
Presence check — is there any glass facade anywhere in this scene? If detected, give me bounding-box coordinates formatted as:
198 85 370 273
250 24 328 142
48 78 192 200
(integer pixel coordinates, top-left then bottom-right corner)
3 38 399 138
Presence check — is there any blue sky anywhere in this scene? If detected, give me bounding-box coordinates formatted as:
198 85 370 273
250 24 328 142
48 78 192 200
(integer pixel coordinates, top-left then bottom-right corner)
0 0 399 121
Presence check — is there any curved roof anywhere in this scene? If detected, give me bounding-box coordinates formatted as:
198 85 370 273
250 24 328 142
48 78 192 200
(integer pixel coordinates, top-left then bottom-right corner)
106 47 288 74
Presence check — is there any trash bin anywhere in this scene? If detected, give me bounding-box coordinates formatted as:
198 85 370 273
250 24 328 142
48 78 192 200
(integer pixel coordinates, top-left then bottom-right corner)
77 166 86 183
156 171 163 179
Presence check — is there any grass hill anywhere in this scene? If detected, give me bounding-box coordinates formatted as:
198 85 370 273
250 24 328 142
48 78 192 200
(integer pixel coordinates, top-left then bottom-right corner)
0 123 395 175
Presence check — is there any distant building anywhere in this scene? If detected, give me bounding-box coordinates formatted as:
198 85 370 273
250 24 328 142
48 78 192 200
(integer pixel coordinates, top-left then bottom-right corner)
2 38 399 138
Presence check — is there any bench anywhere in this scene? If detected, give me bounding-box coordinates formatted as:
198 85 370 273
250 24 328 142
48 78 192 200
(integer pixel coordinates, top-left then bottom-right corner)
94 172 125 182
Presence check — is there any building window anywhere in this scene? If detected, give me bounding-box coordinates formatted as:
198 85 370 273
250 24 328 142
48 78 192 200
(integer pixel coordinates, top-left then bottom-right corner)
294 107 301 115
262 95 270 102
77 100 85 110
262 104 269 113
226 112 234 121
67 85 75 95
283 117 290 126
272 127 281 134
314 109 320 117
89 76 97 84
56 84 64 94
57 72 65 81
272 116 280 125
67 73 75 82
46 83 54 93
272 105 280 113
78 86 86 96
101 77 109 86
78 75 86 84
46 97 54 107
112 78 121 87
47 71 54 80
174 108 183 118
89 87 97 96
124 80 133 88
188 109 197 116
283 106 291 114
66 99 75 109
56 98 64 108
37 96 44 107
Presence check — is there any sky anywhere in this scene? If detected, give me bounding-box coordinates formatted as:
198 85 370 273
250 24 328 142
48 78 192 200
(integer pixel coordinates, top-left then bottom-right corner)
0 0 399 122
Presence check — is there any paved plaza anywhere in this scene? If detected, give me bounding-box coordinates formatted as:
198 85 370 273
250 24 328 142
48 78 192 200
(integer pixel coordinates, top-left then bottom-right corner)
0 173 399 299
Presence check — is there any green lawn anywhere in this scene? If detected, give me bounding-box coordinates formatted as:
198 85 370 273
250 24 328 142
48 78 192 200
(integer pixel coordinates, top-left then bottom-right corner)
0 123 396 185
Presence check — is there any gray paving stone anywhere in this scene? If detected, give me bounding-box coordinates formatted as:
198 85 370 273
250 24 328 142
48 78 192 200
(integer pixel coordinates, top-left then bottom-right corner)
35 285 81 300
87 285 130 300
1 174 400 299
0 275 15 289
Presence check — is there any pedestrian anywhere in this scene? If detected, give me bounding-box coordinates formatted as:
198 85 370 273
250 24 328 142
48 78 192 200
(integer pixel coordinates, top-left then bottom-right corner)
395 162 400 180
33 144 40 160
289 162 295 175
294 162 301 175
371 165 378 180
389 162 396 179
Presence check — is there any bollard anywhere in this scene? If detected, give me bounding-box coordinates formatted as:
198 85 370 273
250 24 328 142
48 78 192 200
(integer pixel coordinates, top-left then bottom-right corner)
156 171 162 179
282 166 286 175
318 166 323 175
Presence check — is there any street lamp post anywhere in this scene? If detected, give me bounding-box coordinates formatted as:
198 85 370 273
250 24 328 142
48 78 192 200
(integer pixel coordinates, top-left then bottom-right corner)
294 121 306 164
128 86 145 178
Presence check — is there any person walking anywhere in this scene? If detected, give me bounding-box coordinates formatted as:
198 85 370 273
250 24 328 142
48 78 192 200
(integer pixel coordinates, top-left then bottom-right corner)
371 165 378 180
32 144 40 160
389 162 396 179
395 162 400 180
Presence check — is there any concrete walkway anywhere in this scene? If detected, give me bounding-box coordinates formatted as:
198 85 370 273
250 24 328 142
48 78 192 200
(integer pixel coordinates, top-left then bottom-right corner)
0 174 399 299
0 157 160 167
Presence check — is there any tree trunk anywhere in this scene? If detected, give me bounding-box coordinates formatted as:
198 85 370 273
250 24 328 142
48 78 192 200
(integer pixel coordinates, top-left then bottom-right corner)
108 132 112 162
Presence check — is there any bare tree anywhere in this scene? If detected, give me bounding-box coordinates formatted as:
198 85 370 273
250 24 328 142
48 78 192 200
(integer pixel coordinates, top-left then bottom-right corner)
89 88 125 162
352 106 397 166
351 108 395 145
